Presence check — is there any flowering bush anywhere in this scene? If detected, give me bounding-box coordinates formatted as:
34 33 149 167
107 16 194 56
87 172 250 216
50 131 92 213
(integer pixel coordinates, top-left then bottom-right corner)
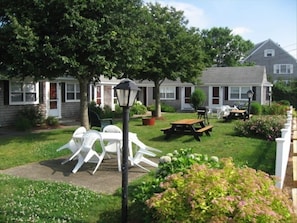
130 148 220 222
147 158 297 223
156 148 220 179
234 115 286 141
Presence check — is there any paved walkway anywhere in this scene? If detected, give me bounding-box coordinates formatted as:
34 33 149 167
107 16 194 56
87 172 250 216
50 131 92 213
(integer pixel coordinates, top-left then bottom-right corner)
0 155 157 194
0 121 158 194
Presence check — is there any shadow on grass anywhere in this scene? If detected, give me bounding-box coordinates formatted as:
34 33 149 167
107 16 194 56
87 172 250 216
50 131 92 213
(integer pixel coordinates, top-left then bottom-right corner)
0 128 75 146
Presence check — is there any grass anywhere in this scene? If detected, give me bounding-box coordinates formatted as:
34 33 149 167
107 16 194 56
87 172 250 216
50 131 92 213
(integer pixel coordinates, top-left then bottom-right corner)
0 112 277 222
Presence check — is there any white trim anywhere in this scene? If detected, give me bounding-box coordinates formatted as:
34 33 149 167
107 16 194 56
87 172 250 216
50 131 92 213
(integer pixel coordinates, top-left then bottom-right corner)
9 81 39 105
45 82 61 118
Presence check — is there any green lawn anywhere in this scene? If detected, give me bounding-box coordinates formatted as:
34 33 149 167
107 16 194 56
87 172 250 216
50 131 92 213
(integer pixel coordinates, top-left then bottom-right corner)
0 112 276 222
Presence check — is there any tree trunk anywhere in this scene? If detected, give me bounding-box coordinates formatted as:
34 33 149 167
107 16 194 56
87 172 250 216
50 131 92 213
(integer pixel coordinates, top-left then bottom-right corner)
153 81 162 118
79 79 90 129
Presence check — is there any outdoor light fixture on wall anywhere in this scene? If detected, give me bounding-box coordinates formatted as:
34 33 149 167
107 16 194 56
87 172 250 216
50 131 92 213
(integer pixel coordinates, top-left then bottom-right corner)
114 79 140 223
247 89 254 119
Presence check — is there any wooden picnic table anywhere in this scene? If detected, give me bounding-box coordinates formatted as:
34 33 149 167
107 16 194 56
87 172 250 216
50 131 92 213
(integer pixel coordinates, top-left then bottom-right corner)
161 119 213 141
225 109 247 121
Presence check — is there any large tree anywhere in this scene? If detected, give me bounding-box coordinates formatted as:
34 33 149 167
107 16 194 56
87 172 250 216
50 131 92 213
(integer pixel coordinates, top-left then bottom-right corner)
131 3 205 117
201 27 254 67
0 0 143 128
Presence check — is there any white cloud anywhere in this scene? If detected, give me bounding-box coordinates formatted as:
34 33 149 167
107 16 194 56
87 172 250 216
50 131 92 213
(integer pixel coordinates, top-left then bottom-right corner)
144 0 209 29
231 27 253 37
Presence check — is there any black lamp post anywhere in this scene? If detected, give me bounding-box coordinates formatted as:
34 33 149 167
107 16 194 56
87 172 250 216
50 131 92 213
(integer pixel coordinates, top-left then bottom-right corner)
247 89 254 119
114 79 140 223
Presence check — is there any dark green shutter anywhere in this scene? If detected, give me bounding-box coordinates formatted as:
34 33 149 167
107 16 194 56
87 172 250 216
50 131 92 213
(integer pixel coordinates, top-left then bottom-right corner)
252 87 256 100
3 80 9 105
224 87 228 100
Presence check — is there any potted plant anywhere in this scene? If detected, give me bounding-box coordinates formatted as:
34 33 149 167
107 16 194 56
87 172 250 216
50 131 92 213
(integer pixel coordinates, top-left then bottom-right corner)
142 116 155 125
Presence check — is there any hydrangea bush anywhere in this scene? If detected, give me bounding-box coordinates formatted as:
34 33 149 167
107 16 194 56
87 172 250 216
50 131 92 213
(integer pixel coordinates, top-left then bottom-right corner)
234 115 286 141
147 158 297 223
156 148 220 179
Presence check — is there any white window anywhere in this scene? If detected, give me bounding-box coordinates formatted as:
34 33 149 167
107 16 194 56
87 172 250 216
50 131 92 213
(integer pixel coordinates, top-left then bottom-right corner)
10 81 39 105
264 49 275 57
66 83 80 101
160 86 175 100
273 64 293 74
229 87 251 100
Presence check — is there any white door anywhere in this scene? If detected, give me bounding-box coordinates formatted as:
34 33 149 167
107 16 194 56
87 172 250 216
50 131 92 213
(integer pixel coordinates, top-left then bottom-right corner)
181 86 194 110
46 82 61 118
209 86 222 109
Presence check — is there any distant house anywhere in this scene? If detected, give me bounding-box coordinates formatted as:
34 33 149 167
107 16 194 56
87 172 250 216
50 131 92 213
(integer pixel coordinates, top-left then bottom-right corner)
135 78 195 111
198 66 273 110
135 66 272 112
0 75 123 127
0 66 272 126
242 39 297 82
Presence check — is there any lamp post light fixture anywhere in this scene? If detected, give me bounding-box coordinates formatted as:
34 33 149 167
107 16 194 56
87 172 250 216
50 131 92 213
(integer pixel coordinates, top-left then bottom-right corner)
247 89 254 119
114 79 140 223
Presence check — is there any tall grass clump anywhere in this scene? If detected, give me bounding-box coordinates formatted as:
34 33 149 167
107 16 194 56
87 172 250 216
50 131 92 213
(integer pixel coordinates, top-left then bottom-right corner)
234 115 286 141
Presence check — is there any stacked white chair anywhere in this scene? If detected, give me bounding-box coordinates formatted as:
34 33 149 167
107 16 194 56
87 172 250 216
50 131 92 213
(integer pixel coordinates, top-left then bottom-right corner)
57 126 86 164
71 130 106 174
102 125 123 171
129 134 161 172
217 105 231 119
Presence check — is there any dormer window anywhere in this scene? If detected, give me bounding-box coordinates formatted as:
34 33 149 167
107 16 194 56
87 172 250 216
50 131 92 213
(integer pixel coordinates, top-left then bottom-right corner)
264 49 275 57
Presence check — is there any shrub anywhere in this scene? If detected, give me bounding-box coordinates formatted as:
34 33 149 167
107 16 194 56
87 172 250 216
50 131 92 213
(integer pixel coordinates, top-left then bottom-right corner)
234 115 286 141
130 148 220 222
190 88 206 110
160 103 175 112
262 103 288 115
15 106 44 130
250 101 262 115
147 158 297 223
156 148 220 179
278 100 290 106
88 102 114 118
130 101 147 116
147 103 175 113
15 116 32 131
45 116 59 127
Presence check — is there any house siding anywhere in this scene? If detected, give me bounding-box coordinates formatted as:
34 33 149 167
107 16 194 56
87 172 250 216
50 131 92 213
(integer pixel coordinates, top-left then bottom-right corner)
61 102 80 121
243 39 297 82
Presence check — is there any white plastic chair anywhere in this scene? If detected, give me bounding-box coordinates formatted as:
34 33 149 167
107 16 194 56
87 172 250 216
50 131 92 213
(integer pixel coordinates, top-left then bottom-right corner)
102 125 122 171
57 126 86 164
71 130 106 174
217 105 231 119
129 134 161 172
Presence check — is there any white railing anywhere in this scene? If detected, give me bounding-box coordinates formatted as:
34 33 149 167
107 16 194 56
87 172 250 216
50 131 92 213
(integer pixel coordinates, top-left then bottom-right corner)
275 106 293 189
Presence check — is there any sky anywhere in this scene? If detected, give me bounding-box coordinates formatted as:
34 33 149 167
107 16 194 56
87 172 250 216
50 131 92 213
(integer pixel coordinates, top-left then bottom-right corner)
145 0 297 59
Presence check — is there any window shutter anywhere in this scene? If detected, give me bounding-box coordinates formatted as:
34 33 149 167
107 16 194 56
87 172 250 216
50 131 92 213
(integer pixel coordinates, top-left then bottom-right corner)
176 87 179 100
3 80 9 105
224 87 228 100
39 82 44 104
61 83 65 102
152 87 155 100
252 87 256 100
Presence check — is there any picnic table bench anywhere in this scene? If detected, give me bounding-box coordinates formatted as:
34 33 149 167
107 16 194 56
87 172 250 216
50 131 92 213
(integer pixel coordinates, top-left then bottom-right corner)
161 119 213 141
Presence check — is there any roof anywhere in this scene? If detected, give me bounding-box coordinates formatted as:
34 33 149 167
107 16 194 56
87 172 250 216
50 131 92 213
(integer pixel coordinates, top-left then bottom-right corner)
200 65 272 86
242 39 297 63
